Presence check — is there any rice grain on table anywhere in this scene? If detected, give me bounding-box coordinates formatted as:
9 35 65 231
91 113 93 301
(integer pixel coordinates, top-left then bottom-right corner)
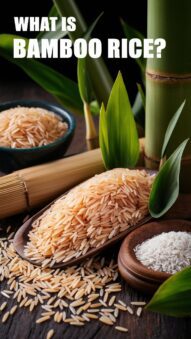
0 302 7 312
2 311 10 323
10 305 18 315
24 169 153 266
131 301 146 306
0 228 146 332
0 107 68 148
69 321 84 326
115 326 128 333
99 316 113 325
126 306 134 315
114 308 119 318
137 307 143 317
109 296 116 306
36 315 51 323
118 300 127 307
114 303 127 311
46 329 54 339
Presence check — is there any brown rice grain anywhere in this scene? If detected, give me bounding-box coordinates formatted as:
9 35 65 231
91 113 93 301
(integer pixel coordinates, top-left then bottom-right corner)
46 329 54 339
126 306 134 315
131 301 146 306
36 315 50 323
99 299 107 307
1 291 10 298
115 326 128 333
118 300 127 307
69 321 84 326
114 303 127 311
108 296 116 306
136 307 143 317
0 302 7 311
114 308 119 318
99 316 113 325
2 311 10 323
10 305 18 315
84 313 98 320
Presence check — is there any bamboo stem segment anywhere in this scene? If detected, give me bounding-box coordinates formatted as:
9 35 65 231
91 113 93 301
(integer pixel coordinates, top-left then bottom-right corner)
84 102 97 140
145 0 191 192
0 149 104 219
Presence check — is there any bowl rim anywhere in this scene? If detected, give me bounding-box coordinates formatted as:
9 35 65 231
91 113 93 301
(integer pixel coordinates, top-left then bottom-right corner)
0 99 76 152
118 219 191 282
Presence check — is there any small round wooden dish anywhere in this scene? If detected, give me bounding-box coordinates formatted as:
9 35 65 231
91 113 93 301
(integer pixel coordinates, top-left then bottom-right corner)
118 219 191 294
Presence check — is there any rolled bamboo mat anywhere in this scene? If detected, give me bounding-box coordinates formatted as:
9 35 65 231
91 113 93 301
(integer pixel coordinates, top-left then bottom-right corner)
0 149 105 219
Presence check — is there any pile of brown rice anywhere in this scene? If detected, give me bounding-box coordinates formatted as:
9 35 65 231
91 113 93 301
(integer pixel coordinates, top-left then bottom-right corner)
24 168 154 266
0 107 68 148
0 227 146 336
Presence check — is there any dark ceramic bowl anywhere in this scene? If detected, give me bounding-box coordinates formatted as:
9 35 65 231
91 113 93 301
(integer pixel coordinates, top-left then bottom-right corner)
0 100 76 172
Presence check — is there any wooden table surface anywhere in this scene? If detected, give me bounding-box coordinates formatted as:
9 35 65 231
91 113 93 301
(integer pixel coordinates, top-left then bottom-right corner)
0 82 190 339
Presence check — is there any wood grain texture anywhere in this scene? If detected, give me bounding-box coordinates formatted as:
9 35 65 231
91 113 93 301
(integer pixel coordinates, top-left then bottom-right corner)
0 83 191 339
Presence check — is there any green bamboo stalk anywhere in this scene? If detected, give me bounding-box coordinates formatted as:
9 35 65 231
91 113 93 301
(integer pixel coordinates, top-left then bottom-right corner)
53 0 113 106
145 0 191 193
83 102 97 139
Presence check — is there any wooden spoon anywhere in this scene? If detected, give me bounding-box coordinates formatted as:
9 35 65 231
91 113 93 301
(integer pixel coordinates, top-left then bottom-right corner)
14 169 156 269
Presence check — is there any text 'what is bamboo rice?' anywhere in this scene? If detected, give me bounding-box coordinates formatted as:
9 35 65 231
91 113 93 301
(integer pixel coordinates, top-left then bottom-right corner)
13 38 166 59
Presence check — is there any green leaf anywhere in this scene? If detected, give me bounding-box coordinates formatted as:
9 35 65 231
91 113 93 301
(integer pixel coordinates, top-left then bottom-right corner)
77 57 94 104
83 12 103 40
77 13 103 104
146 267 191 317
161 100 186 158
99 103 110 168
48 3 60 17
37 5 67 41
137 83 145 109
132 91 145 129
99 71 140 169
0 34 83 114
54 0 113 106
120 18 146 81
149 139 189 218
90 100 100 115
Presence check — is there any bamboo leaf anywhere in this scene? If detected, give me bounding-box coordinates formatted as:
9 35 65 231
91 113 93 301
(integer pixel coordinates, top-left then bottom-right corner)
90 100 100 115
137 83 145 109
149 139 189 218
132 92 145 129
54 0 113 106
161 100 186 158
49 3 61 17
83 12 104 41
77 13 103 104
37 5 67 41
0 34 83 113
77 13 104 140
99 71 139 169
146 267 191 317
99 103 110 168
120 18 146 80
78 57 94 104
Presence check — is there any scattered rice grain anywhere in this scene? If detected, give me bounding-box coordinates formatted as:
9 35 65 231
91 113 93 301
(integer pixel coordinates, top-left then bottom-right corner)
46 329 54 339
137 307 143 317
115 326 128 332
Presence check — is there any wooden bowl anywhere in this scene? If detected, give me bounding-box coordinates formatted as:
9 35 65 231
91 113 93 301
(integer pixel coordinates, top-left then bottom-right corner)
118 219 191 294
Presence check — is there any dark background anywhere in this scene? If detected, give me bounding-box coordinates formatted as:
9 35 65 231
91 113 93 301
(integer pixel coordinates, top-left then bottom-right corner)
0 0 147 101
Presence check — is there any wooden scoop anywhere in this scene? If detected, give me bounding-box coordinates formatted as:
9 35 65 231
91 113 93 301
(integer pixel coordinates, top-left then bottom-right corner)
14 169 156 269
